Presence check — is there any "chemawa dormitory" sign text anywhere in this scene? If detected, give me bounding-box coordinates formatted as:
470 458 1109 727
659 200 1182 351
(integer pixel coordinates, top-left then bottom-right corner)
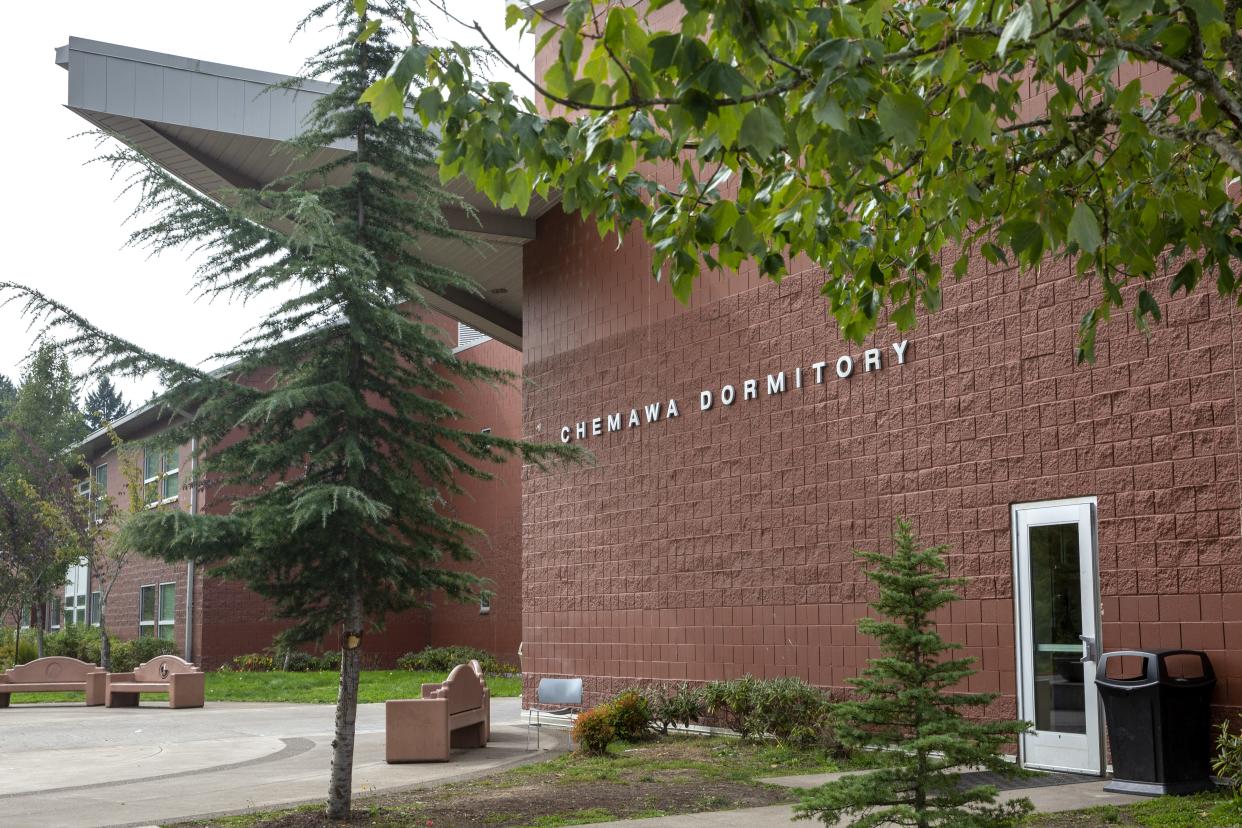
559 340 909 443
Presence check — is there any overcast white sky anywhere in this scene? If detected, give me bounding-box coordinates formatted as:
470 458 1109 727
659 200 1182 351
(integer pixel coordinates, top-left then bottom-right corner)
0 0 528 405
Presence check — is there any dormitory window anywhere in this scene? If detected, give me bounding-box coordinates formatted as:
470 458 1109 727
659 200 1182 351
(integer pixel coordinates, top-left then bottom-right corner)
93 464 108 520
64 558 89 626
480 593 491 616
139 582 175 640
144 449 179 506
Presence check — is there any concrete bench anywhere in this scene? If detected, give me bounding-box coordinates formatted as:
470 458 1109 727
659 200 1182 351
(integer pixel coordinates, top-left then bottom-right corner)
386 660 490 762
106 655 205 709
0 657 106 707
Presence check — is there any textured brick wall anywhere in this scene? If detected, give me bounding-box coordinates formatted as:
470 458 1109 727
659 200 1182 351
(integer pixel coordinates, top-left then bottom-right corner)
521 4 1211 714
521 216 1242 717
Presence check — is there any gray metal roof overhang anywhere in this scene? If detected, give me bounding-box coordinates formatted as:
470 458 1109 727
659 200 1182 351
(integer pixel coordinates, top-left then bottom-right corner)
55 36 554 350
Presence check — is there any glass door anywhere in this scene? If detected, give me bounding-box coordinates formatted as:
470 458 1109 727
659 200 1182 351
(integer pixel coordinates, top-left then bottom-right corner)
1012 499 1102 775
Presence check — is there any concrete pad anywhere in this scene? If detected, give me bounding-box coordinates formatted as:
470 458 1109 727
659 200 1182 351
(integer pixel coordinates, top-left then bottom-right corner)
0 697 563 828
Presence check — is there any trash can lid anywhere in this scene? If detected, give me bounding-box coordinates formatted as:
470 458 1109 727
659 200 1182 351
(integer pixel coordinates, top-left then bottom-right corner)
1095 649 1215 686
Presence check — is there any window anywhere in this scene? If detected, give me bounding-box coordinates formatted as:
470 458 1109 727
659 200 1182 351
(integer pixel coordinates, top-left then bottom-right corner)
93 464 108 519
19 606 29 629
64 559 89 626
89 591 101 627
479 593 492 616
144 449 180 506
50 597 62 630
139 582 176 640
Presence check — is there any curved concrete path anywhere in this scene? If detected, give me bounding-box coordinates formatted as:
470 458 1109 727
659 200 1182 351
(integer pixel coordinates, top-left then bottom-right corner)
0 697 561 828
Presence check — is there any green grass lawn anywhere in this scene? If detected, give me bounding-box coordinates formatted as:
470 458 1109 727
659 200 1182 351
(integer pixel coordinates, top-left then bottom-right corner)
1027 791 1242 827
11 669 520 705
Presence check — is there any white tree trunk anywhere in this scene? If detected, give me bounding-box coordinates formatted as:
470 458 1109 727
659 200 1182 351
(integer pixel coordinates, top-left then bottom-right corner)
326 591 363 820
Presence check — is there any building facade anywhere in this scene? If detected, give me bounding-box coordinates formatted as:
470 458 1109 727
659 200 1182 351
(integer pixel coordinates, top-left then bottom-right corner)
50 313 523 669
54 16 1240 777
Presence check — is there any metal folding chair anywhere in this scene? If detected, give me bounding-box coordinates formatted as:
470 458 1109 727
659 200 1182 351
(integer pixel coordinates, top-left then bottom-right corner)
526 677 583 750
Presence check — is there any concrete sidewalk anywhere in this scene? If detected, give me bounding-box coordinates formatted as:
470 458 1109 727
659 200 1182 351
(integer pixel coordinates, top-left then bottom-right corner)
0 697 563 828
594 770 1146 826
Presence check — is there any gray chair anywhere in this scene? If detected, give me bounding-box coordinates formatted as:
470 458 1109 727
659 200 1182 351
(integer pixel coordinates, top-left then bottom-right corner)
526 677 583 750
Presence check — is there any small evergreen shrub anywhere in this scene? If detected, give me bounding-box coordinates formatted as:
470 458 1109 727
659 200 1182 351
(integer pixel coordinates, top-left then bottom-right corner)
396 645 517 675
606 690 653 741
573 704 616 755
1214 720 1242 797
796 519 1032 827
650 682 705 735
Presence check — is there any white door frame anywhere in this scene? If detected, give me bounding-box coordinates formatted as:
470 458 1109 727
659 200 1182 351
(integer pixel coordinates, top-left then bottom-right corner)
1011 497 1104 775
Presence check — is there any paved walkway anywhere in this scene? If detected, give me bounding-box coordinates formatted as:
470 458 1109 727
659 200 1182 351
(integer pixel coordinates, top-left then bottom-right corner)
595 770 1147 826
0 697 563 828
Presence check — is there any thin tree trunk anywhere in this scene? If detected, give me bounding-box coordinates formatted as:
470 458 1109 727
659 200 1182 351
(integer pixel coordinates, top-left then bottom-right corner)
326 590 363 820
13 624 20 665
35 607 44 658
99 604 111 671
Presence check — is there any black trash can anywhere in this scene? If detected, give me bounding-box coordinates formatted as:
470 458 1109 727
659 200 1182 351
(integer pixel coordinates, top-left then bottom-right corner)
1095 649 1216 796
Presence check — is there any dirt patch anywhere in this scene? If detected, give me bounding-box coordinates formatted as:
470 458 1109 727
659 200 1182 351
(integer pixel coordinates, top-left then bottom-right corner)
236 776 791 827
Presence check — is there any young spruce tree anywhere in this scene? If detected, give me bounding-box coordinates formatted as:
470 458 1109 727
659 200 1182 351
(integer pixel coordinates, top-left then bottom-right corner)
797 520 1032 828
3 1 575 818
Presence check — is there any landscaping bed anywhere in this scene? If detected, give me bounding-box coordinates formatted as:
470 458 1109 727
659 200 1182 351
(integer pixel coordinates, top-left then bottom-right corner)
10 669 520 705
179 735 841 827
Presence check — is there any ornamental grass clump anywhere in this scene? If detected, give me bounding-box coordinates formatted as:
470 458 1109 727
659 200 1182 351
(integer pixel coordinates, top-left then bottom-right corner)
797 519 1033 827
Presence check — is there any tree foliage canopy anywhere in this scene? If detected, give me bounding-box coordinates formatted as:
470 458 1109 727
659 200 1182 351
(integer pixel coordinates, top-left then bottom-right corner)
83 376 129 430
364 0 1242 361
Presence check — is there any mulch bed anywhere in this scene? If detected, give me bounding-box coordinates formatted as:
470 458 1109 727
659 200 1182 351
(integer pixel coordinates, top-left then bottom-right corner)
236 773 792 827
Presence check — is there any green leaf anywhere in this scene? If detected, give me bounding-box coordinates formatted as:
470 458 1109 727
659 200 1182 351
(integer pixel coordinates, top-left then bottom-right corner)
1068 204 1102 254
353 0 366 17
877 92 924 147
738 106 785 157
359 78 405 122
813 95 848 130
997 3 1033 57
356 19 381 44
1170 259 1202 295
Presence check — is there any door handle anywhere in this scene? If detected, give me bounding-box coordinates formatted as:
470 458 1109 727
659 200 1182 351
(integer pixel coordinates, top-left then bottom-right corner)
1079 635 1097 664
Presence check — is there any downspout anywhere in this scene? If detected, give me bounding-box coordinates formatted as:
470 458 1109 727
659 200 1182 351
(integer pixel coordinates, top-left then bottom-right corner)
184 435 197 663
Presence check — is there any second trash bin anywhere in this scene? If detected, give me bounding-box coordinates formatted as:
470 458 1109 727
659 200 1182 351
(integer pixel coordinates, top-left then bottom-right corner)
1095 649 1216 795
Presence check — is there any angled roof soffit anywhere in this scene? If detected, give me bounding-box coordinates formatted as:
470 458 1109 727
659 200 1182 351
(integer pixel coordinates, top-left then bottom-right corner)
55 36 550 349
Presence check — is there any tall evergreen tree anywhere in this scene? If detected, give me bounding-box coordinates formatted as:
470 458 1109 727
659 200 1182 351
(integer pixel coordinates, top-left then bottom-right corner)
0 374 17 422
797 520 1032 828
1 1 575 818
83 376 129 429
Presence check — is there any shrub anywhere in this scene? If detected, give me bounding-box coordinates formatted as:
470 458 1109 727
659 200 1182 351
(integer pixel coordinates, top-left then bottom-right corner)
0 627 38 669
109 637 178 673
44 624 103 664
607 690 653 742
396 645 517 676
650 682 704 735
573 705 616 756
752 676 837 749
231 652 276 672
703 676 764 738
1214 720 1242 798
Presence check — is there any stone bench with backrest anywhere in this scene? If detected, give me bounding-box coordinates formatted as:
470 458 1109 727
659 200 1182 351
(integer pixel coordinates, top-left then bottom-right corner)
0 656 106 707
106 654 205 709
386 660 490 762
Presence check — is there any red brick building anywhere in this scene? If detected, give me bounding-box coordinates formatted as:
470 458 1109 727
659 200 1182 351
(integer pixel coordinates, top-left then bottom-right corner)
57 311 523 669
55 14 1239 777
